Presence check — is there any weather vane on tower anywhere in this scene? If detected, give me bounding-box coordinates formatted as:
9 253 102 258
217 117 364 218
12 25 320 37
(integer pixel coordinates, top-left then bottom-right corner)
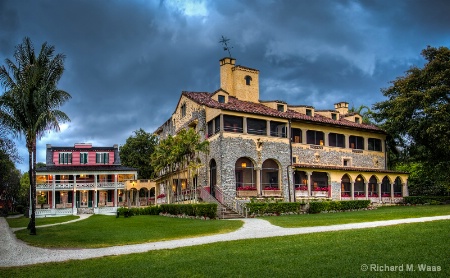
219 35 233 57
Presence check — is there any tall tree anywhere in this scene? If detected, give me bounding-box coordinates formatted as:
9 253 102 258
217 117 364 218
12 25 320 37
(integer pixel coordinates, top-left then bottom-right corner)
0 37 71 234
120 128 158 179
373 46 450 195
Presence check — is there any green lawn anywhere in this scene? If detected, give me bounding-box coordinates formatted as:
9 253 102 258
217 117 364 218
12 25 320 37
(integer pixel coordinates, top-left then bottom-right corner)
2 220 448 277
6 215 79 228
14 215 243 248
263 204 450 228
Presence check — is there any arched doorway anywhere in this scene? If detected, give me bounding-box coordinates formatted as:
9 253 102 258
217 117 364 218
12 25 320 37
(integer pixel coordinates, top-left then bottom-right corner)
381 176 391 197
394 177 402 197
235 157 256 189
210 159 217 197
261 159 280 189
341 174 351 197
368 175 378 198
354 174 365 198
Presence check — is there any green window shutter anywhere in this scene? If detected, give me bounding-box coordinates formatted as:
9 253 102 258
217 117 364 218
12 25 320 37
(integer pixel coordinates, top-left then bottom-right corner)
104 153 108 164
96 153 99 163
85 153 88 164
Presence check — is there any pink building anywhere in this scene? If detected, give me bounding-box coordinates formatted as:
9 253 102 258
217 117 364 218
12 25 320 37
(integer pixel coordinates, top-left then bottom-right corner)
35 143 137 216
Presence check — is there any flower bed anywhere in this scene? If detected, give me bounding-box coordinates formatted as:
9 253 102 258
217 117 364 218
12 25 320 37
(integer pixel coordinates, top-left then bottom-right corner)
313 186 329 192
236 186 257 197
263 187 282 197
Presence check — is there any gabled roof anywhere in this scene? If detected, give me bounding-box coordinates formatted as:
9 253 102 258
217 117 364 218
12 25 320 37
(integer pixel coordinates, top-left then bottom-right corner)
182 91 384 132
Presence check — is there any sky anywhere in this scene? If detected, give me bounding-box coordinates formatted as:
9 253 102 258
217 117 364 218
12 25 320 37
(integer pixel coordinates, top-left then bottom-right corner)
1 0 449 173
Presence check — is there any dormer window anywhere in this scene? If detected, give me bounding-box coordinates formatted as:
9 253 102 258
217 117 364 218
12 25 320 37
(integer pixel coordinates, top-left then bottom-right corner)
332 113 337 120
355 117 360 123
218 95 225 103
245 75 252 86
306 109 312 116
277 104 285 112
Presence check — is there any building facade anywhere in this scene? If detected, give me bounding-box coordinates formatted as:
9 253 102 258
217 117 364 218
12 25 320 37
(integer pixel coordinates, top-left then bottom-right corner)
35 143 141 216
154 57 408 206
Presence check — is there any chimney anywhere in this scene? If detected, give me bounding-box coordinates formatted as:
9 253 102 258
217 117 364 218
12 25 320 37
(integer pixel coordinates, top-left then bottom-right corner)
334 102 349 115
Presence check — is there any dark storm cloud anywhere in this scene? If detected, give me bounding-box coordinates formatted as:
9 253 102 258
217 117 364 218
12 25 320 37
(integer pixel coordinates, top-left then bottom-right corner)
0 0 448 172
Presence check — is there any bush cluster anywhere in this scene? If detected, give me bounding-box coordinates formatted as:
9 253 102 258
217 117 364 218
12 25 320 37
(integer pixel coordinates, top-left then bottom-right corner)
308 200 371 214
403 196 450 205
117 206 160 217
117 204 218 219
160 204 217 219
246 202 302 215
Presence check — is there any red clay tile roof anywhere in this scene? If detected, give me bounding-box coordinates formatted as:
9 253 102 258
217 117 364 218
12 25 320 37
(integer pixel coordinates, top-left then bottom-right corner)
293 164 408 174
182 91 384 132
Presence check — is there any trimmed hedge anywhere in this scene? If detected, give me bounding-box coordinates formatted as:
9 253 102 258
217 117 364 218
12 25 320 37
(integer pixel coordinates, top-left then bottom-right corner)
160 203 218 219
246 202 302 215
117 204 218 219
403 196 450 205
308 200 371 214
117 206 161 217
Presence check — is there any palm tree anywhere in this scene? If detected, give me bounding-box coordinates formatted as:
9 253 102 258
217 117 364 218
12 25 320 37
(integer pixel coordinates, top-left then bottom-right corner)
0 37 71 235
349 104 374 124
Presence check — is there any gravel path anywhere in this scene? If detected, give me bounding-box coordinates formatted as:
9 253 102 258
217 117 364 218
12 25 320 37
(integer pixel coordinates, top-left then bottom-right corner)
1 214 449 267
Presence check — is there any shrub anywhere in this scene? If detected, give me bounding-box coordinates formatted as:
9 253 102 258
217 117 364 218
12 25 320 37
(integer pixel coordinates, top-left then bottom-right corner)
246 202 302 215
309 200 370 214
403 196 450 205
159 204 217 219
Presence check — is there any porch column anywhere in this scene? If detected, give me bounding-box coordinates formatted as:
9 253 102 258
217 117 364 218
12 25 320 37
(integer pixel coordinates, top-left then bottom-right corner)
306 171 312 196
377 183 382 203
266 120 270 136
114 174 118 207
364 182 369 200
302 129 307 146
52 176 56 209
403 181 408 197
94 175 98 208
72 175 77 208
390 183 394 200
219 114 224 132
350 182 355 200
256 167 261 196
243 117 248 134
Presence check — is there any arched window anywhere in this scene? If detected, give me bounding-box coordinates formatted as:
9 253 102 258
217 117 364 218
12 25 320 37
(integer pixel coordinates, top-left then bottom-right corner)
341 174 351 197
368 175 378 197
354 175 365 197
394 177 402 197
245 75 252 85
210 159 217 188
381 176 391 197
262 159 279 189
235 157 255 190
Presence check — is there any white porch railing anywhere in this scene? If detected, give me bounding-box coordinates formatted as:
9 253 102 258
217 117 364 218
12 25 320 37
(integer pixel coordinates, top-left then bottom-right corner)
36 208 74 216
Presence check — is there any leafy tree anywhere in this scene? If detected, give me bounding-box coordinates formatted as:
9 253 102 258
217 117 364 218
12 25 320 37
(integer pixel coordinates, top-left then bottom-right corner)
150 128 209 202
0 37 71 234
19 172 30 208
348 104 374 124
0 150 20 214
120 128 158 179
373 46 450 195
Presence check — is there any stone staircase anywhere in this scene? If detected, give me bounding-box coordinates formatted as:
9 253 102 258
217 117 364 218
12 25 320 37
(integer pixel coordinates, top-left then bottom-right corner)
220 206 245 219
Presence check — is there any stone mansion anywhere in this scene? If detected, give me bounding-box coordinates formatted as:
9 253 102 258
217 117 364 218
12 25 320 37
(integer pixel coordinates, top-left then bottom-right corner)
154 57 409 206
